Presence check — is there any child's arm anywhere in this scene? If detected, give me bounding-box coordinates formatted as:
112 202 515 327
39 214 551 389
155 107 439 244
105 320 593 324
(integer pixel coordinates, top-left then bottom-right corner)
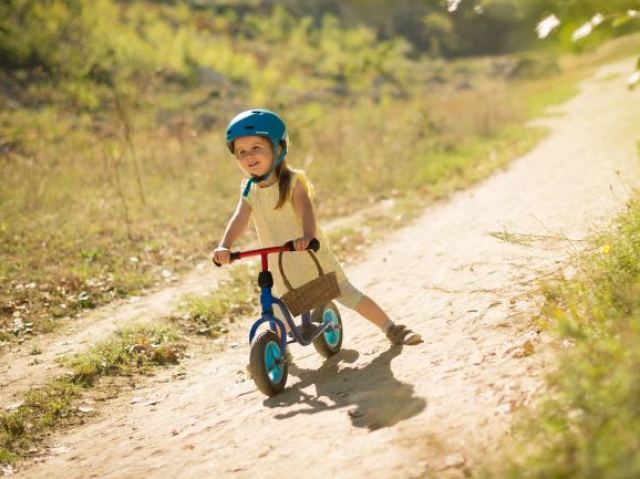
212 198 252 264
291 180 317 251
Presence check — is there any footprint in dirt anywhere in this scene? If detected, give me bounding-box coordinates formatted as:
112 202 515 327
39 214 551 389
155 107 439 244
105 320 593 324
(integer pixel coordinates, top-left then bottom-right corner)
264 346 427 431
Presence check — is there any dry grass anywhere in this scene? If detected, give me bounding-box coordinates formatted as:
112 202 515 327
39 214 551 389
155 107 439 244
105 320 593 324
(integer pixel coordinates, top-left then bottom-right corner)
0 325 185 464
2 32 638 343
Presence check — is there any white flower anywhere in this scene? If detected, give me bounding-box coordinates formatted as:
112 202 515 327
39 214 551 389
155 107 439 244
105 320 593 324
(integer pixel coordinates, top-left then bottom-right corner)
446 0 462 13
572 22 593 41
536 14 561 39
572 13 605 42
590 13 604 26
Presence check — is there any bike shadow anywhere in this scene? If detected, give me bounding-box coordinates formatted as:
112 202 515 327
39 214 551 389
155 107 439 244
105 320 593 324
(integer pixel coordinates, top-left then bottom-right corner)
263 346 427 431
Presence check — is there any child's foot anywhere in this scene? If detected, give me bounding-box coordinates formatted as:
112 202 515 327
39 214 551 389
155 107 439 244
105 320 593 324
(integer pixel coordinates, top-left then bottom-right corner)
386 323 423 345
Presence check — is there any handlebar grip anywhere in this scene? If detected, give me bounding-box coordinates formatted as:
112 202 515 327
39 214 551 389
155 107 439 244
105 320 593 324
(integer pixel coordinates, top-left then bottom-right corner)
213 251 240 267
308 238 320 252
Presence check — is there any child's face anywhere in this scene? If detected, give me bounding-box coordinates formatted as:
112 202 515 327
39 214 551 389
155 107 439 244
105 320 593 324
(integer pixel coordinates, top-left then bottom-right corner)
234 136 274 177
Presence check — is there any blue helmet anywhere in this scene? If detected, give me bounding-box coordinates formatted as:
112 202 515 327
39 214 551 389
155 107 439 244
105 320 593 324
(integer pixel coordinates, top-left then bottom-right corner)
225 108 288 154
225 109 289 197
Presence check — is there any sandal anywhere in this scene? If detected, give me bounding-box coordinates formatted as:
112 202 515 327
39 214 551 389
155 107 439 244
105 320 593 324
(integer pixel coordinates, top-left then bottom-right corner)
386 324 423 345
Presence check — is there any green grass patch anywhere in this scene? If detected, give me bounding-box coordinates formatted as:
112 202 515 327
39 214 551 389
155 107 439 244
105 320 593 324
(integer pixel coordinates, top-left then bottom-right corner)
492 195 640 478
0 325 184 464
68 326 185 386
172 265 259 337
521 76 580 119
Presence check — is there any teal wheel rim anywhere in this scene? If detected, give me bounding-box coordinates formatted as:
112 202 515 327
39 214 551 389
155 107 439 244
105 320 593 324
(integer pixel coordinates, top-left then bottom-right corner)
323 309 340 347
264 341 284 384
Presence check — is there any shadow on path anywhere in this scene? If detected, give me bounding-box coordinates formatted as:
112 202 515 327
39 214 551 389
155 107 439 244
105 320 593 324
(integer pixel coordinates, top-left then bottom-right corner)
264 346 427 431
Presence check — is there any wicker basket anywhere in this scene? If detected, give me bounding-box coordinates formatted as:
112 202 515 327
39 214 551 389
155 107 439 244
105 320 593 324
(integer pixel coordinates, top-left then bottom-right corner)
278 249 341 316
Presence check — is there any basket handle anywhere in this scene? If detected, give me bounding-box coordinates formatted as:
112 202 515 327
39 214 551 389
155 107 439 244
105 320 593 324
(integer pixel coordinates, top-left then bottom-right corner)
278 246 324 292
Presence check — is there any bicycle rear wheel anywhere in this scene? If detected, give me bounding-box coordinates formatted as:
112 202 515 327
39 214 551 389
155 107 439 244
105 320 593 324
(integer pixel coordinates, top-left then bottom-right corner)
311 302 343 358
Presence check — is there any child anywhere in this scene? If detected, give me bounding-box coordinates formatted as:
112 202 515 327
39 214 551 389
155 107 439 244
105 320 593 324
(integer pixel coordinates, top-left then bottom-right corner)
212 109 422 346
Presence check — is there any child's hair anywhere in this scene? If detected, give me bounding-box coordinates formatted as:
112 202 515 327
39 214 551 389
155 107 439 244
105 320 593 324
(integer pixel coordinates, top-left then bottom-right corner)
274 160 314 210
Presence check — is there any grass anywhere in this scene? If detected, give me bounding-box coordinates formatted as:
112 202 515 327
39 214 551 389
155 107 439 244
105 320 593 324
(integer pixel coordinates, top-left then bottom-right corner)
3 31 637 341
486 194 640 478
1 41 626 344
0 325 184 463
68 326 185 386
172 265 259 337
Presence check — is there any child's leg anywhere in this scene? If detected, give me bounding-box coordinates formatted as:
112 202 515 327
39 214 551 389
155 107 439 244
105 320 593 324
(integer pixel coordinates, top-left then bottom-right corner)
355 296 422 345
337 281 422 346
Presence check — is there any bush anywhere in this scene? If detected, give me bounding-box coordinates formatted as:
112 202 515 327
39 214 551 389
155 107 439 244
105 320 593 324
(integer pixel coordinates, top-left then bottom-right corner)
502 196 640 478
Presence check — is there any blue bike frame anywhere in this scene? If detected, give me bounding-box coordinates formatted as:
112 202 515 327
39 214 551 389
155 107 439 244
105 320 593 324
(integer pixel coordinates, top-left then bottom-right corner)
248 286 332 352
215 239 336 354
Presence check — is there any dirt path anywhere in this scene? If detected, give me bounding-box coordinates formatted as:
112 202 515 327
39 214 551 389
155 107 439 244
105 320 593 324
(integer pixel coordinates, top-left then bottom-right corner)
10 58 640 478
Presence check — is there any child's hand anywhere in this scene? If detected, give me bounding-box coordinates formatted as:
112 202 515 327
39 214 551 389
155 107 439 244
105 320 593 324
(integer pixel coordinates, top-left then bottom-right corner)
293 236 313 251
212 247 231 265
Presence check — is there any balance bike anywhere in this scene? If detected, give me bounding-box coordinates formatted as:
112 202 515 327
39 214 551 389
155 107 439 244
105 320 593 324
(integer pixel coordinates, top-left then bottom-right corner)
214 239 343 396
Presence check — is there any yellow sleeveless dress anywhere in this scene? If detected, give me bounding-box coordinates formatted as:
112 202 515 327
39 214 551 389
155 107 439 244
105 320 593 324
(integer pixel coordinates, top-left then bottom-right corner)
241 173 363 309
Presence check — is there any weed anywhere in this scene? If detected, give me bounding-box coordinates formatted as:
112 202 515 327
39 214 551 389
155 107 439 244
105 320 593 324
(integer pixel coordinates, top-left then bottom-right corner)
491 196 640 478
0 325 185 463
173 265 259 337
68 326 184 386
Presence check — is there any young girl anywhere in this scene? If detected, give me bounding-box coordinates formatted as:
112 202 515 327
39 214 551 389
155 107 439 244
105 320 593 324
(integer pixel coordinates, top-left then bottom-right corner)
212 109 422 347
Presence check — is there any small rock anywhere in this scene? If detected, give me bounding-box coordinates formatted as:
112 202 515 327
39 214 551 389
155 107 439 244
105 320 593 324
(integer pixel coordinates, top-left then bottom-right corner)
513 339 535 358
49 445 70 456
347 408 365 418
443 452 465 469
5 401 24 412
78 406 95 414
471 353 484 365
1 464 15 475
143 394 168 406
496 403 512 415
561 339 573 349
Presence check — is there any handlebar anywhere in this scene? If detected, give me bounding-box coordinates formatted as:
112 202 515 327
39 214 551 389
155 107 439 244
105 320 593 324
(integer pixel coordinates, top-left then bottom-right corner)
213 238 320 267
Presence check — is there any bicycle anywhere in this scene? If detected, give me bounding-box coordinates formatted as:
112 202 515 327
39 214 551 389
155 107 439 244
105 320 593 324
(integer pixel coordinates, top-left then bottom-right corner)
214 238 343 396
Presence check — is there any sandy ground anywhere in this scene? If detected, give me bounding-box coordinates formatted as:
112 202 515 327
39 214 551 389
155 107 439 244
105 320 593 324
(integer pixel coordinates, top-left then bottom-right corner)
6 58 640 478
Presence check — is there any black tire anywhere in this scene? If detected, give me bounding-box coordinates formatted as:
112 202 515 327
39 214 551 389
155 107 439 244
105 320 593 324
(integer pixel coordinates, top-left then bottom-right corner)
249 330 288 396
311 301 343 358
